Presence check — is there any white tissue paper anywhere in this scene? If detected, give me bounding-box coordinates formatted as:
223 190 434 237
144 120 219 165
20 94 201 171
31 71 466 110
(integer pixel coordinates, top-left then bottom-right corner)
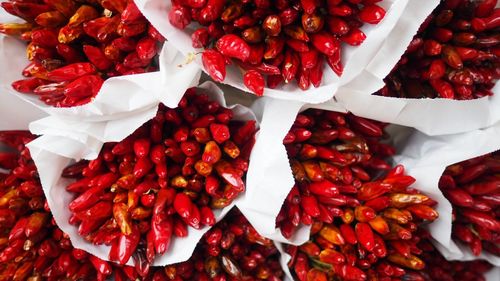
275 242 294 281
394 123 500 266
135 0 408 104
336 0 500 136
26 81 258 266
486 266 500 281
238 97 347 245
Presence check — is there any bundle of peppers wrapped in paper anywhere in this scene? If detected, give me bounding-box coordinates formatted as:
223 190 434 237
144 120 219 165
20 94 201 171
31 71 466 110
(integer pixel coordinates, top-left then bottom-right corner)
115 208 285 281
62 87 257 275
169 0 387 95
277 109 401 238
0 0 164 107
439 150 500 257
402 229 494 281
279 110 440 280
0 130 120 281
377 0 499 99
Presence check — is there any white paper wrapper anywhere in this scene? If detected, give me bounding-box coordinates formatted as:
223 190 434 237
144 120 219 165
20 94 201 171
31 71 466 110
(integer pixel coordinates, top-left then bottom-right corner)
26 81 258 266
238 98 346 245
486 266 500 281
0 7 201 119
336 0 500 136
275 242 294 281
393 123 500 266
135 0 408 104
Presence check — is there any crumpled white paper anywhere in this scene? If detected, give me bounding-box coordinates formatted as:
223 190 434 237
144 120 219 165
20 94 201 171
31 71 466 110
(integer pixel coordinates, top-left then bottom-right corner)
486 266 500 281
393 123 500 266
0 7 201 119
26 81 259 266
336 0 500 136
275 242 294 281
238 97 347 245
135 0 408 104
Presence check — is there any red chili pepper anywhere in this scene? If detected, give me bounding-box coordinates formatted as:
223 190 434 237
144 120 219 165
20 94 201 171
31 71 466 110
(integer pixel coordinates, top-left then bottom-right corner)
202 49 226 82
460 209 500 232
45 62 96 82
355 222 375 252
243 70 265 96
216 34 251 62
359 5 386 24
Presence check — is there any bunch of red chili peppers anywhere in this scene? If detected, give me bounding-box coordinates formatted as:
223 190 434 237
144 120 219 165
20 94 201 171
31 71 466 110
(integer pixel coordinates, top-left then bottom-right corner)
61 87 257 274
403 229 494 281
0 130 119 281
285 173 440 281
439 151 500 257
168 0 386 95
129 208 285 281
0 0 164 107
280 110 441 281
276 110 398 239
377 0 499 99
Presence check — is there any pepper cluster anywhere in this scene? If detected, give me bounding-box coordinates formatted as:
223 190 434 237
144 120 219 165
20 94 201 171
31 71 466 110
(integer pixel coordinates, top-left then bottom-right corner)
125 208 285 281
285 165 439 281
0 0 164 107
276 110 397 238
62 87 257 274
278 110 440 280
377 0 499 99
439 151 500 257
402 230 494 281
0 130 119 281
168 0 386 95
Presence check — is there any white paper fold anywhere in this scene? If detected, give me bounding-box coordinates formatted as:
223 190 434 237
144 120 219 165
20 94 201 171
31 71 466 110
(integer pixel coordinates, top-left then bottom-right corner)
26 81 258 266
0 7 202 119
275 242 294 281
486 266 500 281
336 0 500 136
135 0 407 104
393 124 500 266
239 98 347 245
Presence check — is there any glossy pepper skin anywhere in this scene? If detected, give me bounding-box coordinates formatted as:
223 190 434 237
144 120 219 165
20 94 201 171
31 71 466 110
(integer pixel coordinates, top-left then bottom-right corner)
168 0 386 94
376 0 499 100
281 109 439 281
62 86 257 270
0 130 119 280
439 151 500 256
0 0 163 107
